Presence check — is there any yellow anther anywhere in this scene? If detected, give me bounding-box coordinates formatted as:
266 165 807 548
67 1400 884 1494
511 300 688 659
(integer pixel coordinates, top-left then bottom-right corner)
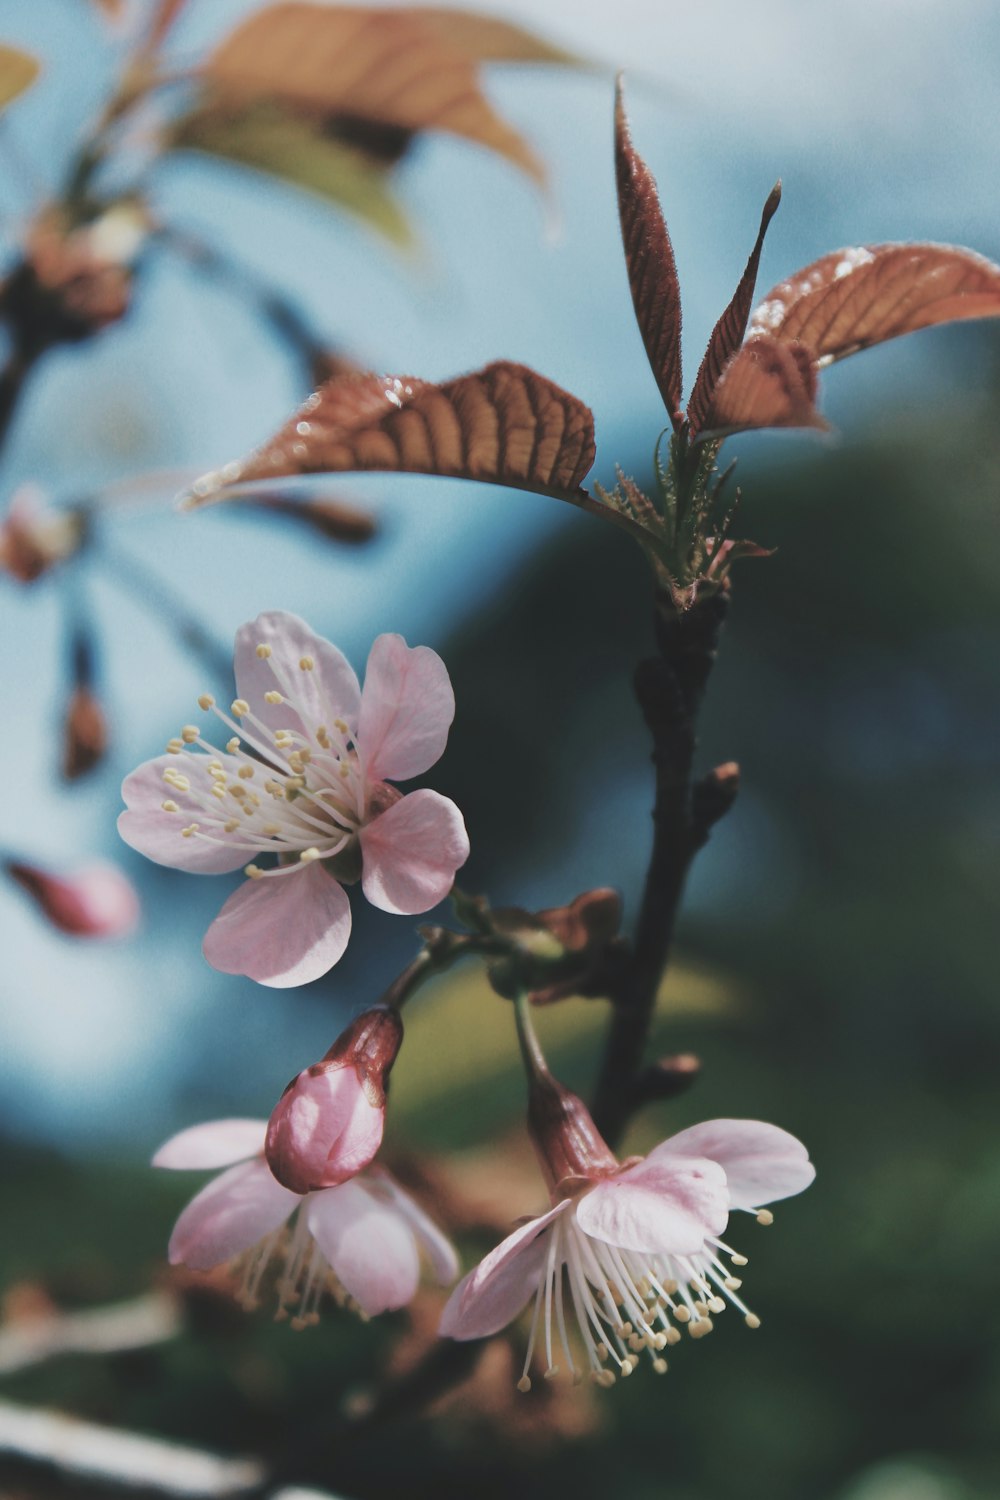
238 765 255 779
226 737 240 754
198 694 215 710
673 1305 690 1323
333 718 348 734
663 1280 679 1295
231 699 250 717
166 738 183 754
652 1358 668 1375
166 774 190 792
542 1366 559 1382
594 1369 616 1389
181 823 200 837
224 819 240 833
297 748 312 764
745 1313 761 1330
756 1209 774 1226
264 690 283 705
286 776 305 789
300 847 321 862
299 655 314 671
211 785 227 800
664 1327 682 1346
181 725 199 743
339 764 350 779
619 1359 634 1377
596 1343 608 1362
709 1297 726 1314
516 1375 531 1394
731 1254 749 1267
316 726 330 747
262 823 281 836
725 1276 743 1290
256 643 272 659
245 864 263 879
161 800 180 813
693 1302 708 1318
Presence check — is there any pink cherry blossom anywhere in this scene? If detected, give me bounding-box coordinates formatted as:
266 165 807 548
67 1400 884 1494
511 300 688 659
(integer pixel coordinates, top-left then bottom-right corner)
155 1118 458 1322
118 612 469 987
5 858 140 939
265 1008 403 1193
440 1116 814 1389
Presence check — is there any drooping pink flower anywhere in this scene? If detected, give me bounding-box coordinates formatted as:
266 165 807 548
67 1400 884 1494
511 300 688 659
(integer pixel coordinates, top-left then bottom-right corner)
265 1007 403 1193
155 1118 458 1322
440 1072 814 1389
5 858 140 939
118 611 470 987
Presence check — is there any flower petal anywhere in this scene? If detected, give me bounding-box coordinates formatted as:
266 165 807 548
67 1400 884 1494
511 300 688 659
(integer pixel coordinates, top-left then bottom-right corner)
168 1158 298 1270
438 1201 569 1340
357 633 455 782
307 1180 420 1315
360 790 469 916
119 755 249 874
265 1065 384 1192
576 1155 729 1255
233 610 361 738
366 1169 459 1286
202 862 351 987
648 1119 816 1210
153 1118 267 1170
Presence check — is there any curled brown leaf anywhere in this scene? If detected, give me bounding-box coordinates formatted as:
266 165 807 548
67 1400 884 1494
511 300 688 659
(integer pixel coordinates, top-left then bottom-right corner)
751 242 1000 366
697 333 827 438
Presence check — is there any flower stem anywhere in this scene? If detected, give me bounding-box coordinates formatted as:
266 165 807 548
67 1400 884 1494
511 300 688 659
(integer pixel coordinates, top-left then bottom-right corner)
513 989 549 1083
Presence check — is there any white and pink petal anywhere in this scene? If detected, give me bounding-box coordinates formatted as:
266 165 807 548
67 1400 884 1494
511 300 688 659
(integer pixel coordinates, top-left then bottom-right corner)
233 610 361 739
153 1118 267 1171
357 634 455 783
439 1201 569 1340
167 1158 298 1271
202 862 351 987
360 789 469 916
647 1119 816 1211
119 755 249 874
307 1180 420 1316
575 1154 729 1255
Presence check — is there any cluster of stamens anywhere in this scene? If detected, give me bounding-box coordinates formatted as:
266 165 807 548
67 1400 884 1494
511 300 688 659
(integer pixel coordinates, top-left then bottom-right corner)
234 1208 364 1330
517 1209 773 1392
160 644 368 878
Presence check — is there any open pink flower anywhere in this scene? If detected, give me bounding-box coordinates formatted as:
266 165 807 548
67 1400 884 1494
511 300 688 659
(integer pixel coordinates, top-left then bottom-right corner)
118 611 469 986
155 1118 458 1322
5 858 139 939
440 1081 814 1389
265 1008 403 1193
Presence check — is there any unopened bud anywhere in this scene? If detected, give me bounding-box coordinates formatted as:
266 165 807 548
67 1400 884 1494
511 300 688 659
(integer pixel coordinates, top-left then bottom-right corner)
265 1007 404 1193
5 859 139 938
62 686 107 780
0 485 83 584
527 1069 618 1194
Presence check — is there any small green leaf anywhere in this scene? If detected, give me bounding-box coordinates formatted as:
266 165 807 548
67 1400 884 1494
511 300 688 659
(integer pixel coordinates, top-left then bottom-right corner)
170 101 414 248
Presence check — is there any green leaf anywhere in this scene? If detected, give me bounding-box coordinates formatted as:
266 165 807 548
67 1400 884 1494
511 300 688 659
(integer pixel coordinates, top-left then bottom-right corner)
170 101 414 248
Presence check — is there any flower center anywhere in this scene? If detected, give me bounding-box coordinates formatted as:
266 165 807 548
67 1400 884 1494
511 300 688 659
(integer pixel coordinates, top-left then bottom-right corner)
516 1213 762 1392
159 642 370 882
234 1206 362 1329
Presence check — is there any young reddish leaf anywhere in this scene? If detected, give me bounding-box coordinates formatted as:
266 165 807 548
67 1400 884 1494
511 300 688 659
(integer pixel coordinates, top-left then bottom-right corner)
751 243 1000 365
687 182 781 435
0 44 40 112
201 2 549 186
185 362 596 506
697 334 827 438
614 78 684 429
416 9 580 64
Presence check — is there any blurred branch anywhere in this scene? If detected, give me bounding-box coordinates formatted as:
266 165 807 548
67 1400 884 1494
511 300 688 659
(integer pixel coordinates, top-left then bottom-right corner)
591 589 733 1144
0 1291 179 1376
94 541 232 681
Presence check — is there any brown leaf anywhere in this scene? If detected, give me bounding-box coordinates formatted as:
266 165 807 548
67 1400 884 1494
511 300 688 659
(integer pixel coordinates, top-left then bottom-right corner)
416 9 580 64
614 78 683 428
698 333 827 437
751 243 1000 366
687 182 781 435
186 362 595 505
202 2 549 185
238 491 377 544
0 44 40 112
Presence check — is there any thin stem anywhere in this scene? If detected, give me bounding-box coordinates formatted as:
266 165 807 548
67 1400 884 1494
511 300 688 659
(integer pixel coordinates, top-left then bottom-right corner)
513 989 549 1082
92 541 231 681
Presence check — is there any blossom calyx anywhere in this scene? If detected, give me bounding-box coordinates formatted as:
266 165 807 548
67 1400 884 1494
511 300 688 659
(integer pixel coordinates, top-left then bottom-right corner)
485 888 626 1005
527 1068 618 1197
265 1007 404 1194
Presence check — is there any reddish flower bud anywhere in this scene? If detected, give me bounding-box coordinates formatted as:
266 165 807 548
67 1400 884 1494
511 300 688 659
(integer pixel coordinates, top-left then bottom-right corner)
6 859 139 938
62 686 108 780
265 1007 404 1194
0 485 83 584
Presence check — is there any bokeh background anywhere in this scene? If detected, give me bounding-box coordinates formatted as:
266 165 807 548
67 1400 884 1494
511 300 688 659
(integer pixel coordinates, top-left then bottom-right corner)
2 1 1000 1497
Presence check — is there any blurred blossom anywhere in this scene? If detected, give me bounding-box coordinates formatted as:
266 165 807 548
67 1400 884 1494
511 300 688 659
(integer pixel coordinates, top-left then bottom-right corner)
442 1072 814 1390
0 485 84 584
5 858 140 939
119 611 470 987
265 1006 403 1193
62 685 108 781
155 1118 457 1321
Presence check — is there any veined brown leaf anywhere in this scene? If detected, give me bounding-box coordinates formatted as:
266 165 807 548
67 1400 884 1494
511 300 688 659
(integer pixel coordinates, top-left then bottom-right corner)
0 44 40 112
687 182 781 435
201 2 549 186
751 243 1000 366
185 362 596 507
698 334 827 438
417 9 579 64
171 102 413 247
614 78 683 428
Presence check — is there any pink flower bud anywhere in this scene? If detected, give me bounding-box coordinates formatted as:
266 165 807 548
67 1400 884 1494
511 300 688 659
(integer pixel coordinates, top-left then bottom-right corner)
265 1007 404 1194
6 859 140 938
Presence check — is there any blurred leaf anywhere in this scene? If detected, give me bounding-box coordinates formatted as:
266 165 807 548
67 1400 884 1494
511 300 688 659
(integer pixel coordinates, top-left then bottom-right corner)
201 1 552 186
414 8 580 64
614 79 683 427
185 362 596 506
687 183 782 435
0 44 40 112
699 333 827 437
171 102 413 247
751 243 1000 366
